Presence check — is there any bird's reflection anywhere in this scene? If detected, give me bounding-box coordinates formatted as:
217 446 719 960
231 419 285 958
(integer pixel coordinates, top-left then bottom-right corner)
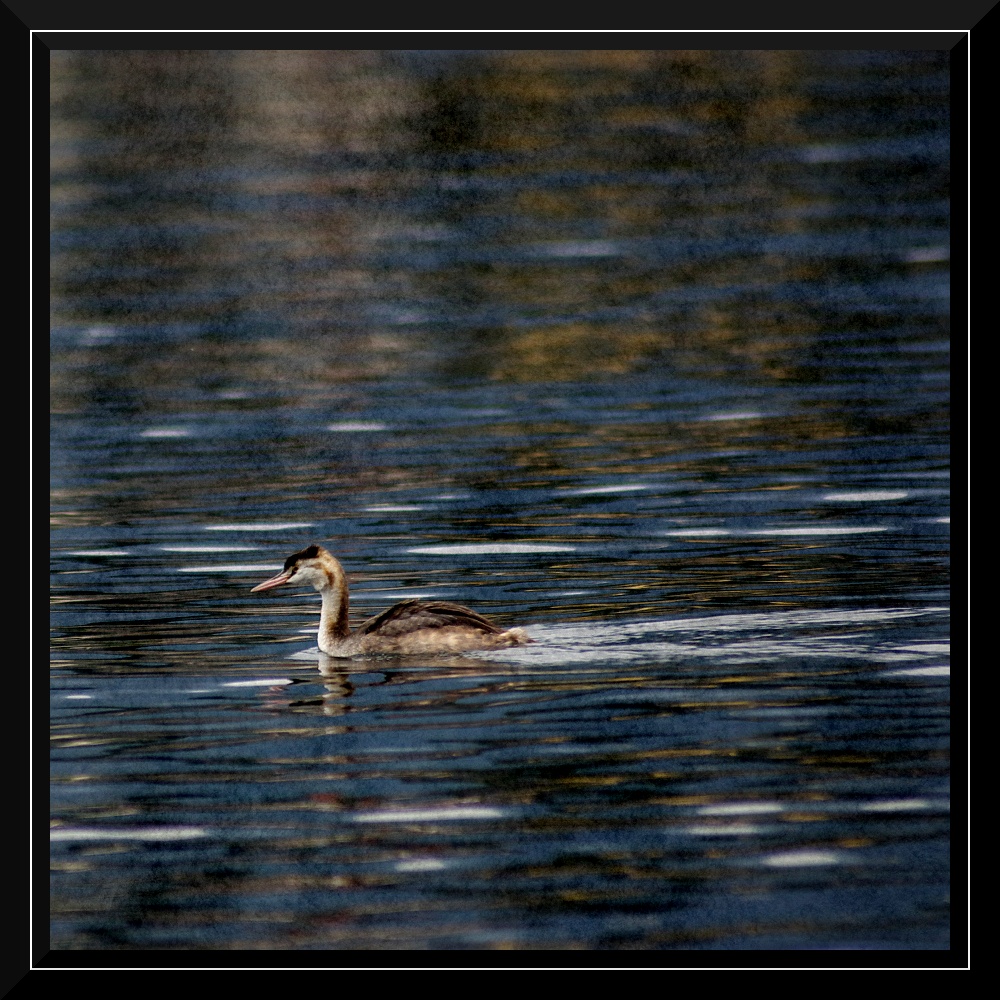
260 650 525 715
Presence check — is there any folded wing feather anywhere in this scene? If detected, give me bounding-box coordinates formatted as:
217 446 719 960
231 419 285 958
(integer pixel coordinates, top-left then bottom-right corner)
356 600 506 637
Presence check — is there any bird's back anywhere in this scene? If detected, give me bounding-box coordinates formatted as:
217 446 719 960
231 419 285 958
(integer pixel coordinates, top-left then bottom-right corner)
356 599 506 638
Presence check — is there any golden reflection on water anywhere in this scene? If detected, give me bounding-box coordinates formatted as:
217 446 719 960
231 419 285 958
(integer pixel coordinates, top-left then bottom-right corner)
51 48 948 401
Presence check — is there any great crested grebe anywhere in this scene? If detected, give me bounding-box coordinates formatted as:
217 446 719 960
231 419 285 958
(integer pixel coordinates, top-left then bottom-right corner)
251 544 533 657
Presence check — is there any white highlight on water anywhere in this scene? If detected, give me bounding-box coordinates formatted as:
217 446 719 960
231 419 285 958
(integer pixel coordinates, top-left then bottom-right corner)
220 678 295 688
204 523 314 531
762 850 842 867
696 802 785 816
81 325 118 344
698 411 767 422
51 826 210 842
178 564 285 573
663 529 733 537
748 526 888 536
565 484 651 495
884 665 950 677
664 526 888 538
394 859 450 872
861 799 936 812
823 491 909 501
408 543 576 555
686 824 765 836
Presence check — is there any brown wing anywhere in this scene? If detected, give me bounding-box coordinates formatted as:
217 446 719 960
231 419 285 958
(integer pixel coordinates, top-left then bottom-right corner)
355 600 506 637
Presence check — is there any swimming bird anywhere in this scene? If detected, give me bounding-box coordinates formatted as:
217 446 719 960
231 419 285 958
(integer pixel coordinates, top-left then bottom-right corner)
251 544 533 657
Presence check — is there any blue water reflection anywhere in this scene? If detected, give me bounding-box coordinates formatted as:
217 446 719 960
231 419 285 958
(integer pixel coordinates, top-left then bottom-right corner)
49 48 950 953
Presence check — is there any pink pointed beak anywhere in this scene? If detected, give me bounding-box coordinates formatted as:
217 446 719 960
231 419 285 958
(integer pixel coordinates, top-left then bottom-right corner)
251 569 293 593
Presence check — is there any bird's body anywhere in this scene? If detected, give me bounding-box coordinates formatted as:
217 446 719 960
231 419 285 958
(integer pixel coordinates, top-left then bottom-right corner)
251 544 532 657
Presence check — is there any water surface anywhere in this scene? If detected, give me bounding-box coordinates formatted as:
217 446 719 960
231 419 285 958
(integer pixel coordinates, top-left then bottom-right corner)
49 48 951 954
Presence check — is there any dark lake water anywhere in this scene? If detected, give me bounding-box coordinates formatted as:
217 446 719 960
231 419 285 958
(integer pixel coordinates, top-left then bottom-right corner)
48 48 951 956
